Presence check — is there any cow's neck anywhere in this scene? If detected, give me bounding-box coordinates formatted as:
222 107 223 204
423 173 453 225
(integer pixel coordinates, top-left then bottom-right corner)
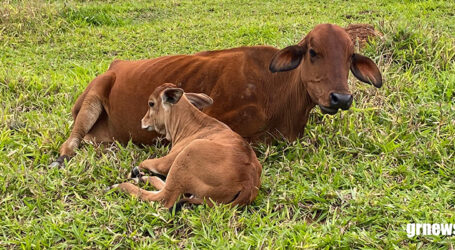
164 99 216 145
265 68 315 140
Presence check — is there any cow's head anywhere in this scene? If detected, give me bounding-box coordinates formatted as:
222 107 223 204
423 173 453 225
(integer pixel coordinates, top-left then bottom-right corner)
141 83 213 134
269 23 382 115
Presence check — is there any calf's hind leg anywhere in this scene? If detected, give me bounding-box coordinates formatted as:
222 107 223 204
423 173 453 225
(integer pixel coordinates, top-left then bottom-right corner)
50 72 115 167
112 182 180 208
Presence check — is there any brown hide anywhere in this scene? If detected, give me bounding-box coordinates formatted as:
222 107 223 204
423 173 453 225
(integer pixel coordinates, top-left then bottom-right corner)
54 24 382 165
113 84 262 209
105 46 307 144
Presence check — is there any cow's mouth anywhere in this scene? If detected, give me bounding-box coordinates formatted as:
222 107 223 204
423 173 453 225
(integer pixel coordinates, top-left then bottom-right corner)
319 105 338 115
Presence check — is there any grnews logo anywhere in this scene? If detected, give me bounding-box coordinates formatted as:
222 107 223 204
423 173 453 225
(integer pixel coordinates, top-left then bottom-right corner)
407 223 455 237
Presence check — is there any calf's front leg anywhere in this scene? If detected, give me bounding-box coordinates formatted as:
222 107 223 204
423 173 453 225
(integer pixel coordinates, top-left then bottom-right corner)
138 176 166 190
131 152 179 178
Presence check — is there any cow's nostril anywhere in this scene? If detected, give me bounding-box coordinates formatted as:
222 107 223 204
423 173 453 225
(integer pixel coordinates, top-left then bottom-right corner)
330 93 353 110
330 93 339 105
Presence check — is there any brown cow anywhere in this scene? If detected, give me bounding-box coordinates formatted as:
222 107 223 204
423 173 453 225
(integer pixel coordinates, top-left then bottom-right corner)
51 23 382 167
111 83 262 210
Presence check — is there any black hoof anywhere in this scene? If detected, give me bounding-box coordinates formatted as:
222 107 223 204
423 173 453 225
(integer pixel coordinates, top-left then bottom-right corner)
152 172 167 181
49 155 70 168
130 166 142 178
105 184 118 192
169 200 186 214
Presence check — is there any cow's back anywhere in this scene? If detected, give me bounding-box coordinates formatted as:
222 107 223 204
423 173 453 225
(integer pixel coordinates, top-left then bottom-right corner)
104 46 279 144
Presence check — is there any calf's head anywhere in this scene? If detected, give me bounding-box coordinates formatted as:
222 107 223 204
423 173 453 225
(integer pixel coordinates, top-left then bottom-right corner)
270 23 382 115
141 83 213 135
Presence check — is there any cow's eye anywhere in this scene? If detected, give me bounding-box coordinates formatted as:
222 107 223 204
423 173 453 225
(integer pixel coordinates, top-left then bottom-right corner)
149 101 155 107
309 49 317 58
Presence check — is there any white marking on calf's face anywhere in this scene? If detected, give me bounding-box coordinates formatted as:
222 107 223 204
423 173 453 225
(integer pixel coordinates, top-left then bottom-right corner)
141 97 167 135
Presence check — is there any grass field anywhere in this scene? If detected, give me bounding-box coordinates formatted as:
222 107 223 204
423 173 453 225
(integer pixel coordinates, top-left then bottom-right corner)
1 0 454 248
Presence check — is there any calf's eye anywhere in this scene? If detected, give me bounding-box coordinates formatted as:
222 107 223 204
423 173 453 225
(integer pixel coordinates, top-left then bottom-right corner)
309 49 317 58
149 101 155 107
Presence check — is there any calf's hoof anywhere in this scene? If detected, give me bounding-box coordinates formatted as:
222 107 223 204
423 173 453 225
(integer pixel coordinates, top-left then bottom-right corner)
49 155 70 168
105 184 119 192
169 200 186 214
128 166 143 179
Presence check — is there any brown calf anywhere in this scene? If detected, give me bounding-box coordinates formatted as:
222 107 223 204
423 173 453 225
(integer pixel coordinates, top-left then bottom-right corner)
52 23 382 166
111 83 262 210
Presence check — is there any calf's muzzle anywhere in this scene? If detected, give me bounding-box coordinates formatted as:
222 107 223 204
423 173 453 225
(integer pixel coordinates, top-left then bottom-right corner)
141 119 154 131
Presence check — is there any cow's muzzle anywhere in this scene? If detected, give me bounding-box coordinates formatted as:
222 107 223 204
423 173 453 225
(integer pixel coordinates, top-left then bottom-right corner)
320 93 353 115
319 105 339 115
329 93 353 110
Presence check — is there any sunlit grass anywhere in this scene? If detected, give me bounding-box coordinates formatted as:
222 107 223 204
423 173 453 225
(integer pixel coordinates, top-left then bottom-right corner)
0 0 454 248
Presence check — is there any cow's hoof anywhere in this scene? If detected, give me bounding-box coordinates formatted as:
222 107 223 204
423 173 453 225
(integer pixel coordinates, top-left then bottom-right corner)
49 155 70 168
129 166 143 179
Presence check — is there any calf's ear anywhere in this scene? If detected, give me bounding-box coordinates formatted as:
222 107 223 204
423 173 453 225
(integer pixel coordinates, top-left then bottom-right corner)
185 93 214 110
351 53 383 88
269 45 306 73
162 88 184 104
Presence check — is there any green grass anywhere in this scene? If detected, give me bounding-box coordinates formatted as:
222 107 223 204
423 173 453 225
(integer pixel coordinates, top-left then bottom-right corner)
1 0 454 248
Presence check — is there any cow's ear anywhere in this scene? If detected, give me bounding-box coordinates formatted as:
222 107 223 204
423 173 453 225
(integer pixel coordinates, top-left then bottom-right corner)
351 53 382 88
162 88 184 104
185 93 213 110
269 45 306 73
